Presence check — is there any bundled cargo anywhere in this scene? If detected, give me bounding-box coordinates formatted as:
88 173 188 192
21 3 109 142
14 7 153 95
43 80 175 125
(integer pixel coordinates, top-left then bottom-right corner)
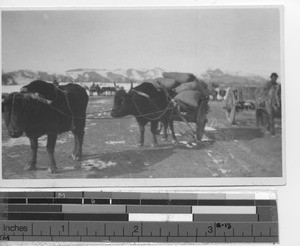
150 77 179 90
174 79 210 97
174 90 203 108
150 71 209 108
174 80 198 93
163 72 196 84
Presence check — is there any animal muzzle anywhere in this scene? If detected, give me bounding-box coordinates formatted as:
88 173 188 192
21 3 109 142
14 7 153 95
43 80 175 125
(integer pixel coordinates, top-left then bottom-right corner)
8 128 24 138
111 109 119 118
111 108 126 118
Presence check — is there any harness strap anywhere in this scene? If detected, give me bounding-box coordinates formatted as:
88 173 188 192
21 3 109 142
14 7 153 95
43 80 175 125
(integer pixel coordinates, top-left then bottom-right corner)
56 87 76 130
21 85 76 130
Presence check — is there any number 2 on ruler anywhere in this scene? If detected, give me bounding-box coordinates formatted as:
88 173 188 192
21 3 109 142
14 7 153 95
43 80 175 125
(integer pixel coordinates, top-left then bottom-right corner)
133 225 138 233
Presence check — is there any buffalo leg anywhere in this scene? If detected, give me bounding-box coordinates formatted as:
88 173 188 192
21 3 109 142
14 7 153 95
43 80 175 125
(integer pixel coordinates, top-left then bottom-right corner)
162 121 168 141
268 113 275 135
169 120 178 143
25 137 38 171
72 130 84 161
72 130 79 159
138 123 145 147
266 104 275 135
150 121 159 147
46 133 57 173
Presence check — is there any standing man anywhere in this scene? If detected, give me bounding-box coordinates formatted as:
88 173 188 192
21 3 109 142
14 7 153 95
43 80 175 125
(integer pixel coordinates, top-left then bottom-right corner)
256 72 281 135
265 72 279 89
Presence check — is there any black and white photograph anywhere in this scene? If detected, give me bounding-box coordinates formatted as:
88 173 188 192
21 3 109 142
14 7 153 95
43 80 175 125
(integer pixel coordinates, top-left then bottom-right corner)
1 6 284 187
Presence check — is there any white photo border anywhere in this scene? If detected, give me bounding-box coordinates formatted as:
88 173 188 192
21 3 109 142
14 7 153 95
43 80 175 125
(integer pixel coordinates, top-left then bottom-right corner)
0 2 286 188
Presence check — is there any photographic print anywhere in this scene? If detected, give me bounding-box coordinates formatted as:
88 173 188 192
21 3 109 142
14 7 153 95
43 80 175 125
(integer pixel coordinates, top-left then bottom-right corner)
1 6 284 187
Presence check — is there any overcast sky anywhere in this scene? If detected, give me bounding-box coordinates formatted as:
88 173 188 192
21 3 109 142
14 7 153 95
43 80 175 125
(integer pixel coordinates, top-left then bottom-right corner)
2 7 282 77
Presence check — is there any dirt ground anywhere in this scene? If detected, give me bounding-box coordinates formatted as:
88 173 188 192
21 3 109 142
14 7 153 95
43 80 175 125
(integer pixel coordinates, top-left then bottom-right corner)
2 96 282 179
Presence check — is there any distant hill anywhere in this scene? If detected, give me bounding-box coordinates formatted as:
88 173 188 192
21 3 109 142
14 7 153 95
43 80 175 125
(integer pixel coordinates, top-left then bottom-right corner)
2 68 165 85
201 69 267 88
2 67 267 86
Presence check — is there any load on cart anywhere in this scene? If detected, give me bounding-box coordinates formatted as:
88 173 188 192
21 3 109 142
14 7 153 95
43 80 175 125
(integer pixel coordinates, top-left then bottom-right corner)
151 72 210 141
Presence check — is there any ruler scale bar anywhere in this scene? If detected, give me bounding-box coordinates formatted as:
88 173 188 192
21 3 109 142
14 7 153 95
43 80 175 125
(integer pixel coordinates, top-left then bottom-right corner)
0 192 278 243
0 198 277 206
0 199 277 206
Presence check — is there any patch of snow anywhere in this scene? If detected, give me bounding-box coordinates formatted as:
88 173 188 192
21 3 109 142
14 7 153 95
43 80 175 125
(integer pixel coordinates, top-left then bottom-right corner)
179 141 194 148
113 69 128 77
201 134 212 141
145 71 155 78
129 70 143 81
95 69 109 78
8 154 20 158
105 140 125 145
219 168 230 175
62 166 76 171
94 99 111 104
66 71 82 80
204 126 216 131
81 159 117 171
2 135 68 148
39 136 67 146
2 137 29 147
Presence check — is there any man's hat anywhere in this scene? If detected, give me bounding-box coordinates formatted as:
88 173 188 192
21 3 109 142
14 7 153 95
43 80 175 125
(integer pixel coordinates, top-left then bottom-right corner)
270 72 278 78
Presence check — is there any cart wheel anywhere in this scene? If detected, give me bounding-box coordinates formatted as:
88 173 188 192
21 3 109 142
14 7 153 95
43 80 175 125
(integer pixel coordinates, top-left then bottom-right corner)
196 100 208 140
225 106 236 125
225 91 236 125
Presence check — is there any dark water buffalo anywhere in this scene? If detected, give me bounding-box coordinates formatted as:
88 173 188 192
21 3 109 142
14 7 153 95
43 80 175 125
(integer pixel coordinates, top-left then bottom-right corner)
2 80 89 173
89 84 103 96
102 86 117 96
111 82 176 146
255 84 281 135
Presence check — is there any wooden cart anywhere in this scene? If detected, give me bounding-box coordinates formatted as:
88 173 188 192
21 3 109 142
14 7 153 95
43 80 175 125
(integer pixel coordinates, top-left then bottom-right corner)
224 86 257 125
171 98 209 141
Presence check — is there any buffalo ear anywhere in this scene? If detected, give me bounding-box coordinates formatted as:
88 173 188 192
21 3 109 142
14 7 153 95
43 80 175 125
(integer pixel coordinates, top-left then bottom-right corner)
130 81 133 90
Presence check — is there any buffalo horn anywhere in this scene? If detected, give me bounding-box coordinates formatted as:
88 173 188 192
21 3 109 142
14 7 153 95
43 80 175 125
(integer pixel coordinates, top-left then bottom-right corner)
2 93 9 103
23 92 52 104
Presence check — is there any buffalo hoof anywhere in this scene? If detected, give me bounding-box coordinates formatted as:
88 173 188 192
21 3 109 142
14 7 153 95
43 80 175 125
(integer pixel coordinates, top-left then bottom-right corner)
162 137 168 142
48 167 57 174
171 139 179 144
151 143 159 147
74 165 82 170
71 154 82 161
24 165 37 171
